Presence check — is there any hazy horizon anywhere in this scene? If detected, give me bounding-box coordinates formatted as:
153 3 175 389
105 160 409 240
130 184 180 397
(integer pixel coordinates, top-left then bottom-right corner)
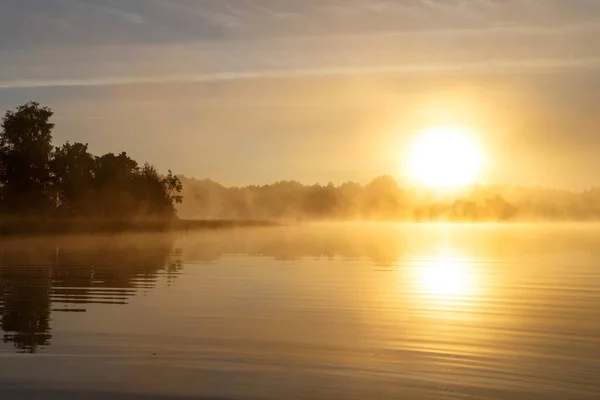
2 1 600 190
176 175 600 193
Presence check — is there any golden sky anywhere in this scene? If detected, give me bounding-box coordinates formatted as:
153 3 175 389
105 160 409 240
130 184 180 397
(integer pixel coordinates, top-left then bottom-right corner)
1 1 600 189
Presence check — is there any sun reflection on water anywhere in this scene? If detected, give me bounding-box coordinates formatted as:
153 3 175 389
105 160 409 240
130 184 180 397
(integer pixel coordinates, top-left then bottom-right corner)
416 254 476 298
405 250 484 322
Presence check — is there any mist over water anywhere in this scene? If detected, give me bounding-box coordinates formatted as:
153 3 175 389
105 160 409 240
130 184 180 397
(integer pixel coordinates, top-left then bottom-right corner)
177 177 600 222
0 223 599 399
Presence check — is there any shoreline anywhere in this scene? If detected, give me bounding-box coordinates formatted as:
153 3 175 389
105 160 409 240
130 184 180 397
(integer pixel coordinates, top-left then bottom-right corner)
0 218 279 236
1 218 600 237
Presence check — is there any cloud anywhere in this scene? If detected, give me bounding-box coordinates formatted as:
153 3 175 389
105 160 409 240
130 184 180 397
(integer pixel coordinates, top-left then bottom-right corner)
1 0 600 89
4 0 600 48
2 57 600 90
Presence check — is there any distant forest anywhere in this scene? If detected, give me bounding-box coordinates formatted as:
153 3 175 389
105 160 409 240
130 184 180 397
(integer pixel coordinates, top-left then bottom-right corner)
0 102 182 222
177 177 600 222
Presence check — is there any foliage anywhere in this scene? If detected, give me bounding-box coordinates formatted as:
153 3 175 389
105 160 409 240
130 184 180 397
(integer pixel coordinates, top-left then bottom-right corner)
163 170 183 205
0 103 183 220
0 102 55 214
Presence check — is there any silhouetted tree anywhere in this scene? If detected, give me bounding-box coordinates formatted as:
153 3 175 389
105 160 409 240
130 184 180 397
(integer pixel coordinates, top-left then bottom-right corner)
0 102 55 214
94 152 139 214
162 169 183 207
132 163 178 217
51 142 96 216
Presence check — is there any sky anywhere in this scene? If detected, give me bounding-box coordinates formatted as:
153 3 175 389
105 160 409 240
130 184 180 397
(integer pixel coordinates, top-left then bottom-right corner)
1 0 600 189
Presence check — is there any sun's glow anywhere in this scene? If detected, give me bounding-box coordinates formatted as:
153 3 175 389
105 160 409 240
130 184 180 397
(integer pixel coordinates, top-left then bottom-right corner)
406 126 486 189
416 254 475 297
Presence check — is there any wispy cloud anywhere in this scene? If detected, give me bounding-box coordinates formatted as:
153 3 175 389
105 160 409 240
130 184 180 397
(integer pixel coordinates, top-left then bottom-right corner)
1 0 600 89
3 57 600 90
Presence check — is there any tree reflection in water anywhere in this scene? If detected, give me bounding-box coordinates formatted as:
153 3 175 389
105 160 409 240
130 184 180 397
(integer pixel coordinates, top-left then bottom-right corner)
0 234 181 353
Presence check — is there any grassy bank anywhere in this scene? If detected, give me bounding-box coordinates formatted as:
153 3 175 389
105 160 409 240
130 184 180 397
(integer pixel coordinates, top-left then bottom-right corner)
0 218 278 236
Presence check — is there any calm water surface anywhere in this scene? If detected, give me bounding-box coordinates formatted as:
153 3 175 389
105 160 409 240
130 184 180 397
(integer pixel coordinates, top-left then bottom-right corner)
0 224 599 399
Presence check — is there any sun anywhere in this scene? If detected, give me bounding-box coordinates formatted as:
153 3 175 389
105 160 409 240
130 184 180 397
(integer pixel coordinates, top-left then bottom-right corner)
406 126 486 189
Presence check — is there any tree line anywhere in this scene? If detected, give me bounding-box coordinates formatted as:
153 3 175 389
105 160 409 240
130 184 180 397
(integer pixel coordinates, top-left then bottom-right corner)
0 102 182 221
177 176 600 222
177 176 518 221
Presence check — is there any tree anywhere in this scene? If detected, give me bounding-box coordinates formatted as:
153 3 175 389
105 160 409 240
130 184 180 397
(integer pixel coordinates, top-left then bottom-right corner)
162 170 183 206
132 164 178 217
0 102 55 214
302 183 339 218
51 142 95 216
363 175 403 219
93 152 139 217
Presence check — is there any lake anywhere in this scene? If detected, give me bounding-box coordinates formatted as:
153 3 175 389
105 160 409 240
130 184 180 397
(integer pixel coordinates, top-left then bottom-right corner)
0 223 599 399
